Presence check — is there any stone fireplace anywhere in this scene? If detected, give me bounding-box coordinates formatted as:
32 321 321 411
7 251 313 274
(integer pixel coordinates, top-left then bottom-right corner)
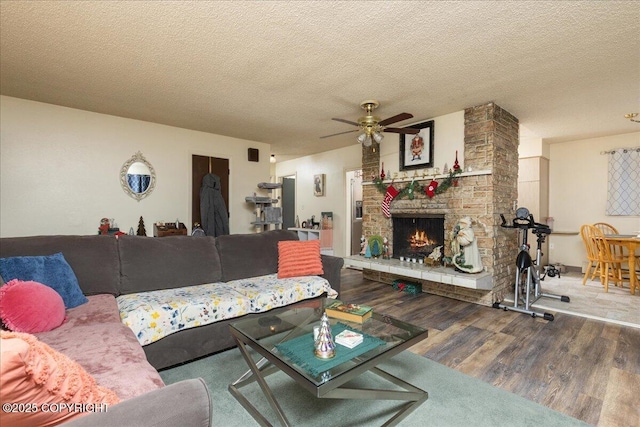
392 214 444 260
358 102 519 306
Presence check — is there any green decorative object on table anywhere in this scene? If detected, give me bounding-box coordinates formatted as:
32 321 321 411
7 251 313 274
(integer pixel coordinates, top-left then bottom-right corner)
368 235 384 258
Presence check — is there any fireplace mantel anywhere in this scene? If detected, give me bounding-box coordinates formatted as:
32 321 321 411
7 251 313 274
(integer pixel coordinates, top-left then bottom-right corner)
344 255 493 290
362 169 492 187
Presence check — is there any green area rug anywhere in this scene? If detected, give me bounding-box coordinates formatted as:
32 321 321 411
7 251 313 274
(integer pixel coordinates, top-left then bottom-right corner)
160 348 589 427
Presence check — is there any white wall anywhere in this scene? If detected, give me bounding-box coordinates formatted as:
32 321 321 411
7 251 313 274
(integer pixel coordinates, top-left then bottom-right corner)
380 111 465 177
548 131 640 268
275 145 361 257
274 111 465 257
519 125 550 159
0 96 271 237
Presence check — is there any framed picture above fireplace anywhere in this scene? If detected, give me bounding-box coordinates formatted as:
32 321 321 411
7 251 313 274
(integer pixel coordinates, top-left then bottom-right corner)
399 120 434 171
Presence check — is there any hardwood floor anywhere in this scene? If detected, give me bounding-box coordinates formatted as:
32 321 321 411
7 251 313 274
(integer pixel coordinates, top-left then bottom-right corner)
339 268 640 427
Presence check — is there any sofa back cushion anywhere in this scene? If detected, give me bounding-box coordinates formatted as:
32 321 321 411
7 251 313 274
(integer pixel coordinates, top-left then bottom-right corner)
216 230 298 282
0 235 120 296
118 235 221 294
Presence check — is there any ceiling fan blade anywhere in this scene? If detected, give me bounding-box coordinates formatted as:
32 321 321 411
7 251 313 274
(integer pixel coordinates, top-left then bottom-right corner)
332 118 360 127
378 113 413 126
384 127 421 135
320 129 359 139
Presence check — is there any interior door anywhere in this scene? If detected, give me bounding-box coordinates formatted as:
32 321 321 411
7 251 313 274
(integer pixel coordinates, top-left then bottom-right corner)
349 170 363 255
192 155 229 229
281 176 296 229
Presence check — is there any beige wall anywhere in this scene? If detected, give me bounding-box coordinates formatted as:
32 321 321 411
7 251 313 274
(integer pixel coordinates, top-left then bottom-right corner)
379 110 465 176
548 132 640 268
275 145 362 257
0 96 271 237
274 110 465 258
3 93 637 265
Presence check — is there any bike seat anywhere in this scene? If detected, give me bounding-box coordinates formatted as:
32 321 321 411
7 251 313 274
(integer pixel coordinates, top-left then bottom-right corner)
516 251 533 270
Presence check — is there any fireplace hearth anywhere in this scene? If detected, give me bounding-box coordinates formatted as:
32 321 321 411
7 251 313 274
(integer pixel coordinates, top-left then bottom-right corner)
392 214 445 260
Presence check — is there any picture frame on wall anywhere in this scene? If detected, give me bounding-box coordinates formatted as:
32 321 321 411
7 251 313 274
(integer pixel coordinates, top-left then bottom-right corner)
313 174 325 196
399 120 434 171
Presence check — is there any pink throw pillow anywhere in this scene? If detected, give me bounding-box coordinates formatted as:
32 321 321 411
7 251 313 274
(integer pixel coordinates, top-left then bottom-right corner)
278 240 324 278
0 331 120 426
0 279 66 333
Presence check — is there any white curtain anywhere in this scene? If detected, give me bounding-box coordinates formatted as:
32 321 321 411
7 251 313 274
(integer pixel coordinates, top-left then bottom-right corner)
606 147 640 216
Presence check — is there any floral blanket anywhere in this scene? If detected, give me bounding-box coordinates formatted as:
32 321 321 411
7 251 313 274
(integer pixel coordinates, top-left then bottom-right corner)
117 274 336 346
226 274 338 312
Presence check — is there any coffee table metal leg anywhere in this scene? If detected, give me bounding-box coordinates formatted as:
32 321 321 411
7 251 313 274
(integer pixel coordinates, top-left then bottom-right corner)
230 347 428 427
229 339 291 427
321 366 428 427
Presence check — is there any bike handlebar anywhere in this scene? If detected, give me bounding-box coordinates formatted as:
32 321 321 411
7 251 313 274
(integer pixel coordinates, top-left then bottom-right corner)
500 213 551 234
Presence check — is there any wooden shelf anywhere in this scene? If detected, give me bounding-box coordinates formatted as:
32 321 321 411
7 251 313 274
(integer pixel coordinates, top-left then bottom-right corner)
154 223 187 237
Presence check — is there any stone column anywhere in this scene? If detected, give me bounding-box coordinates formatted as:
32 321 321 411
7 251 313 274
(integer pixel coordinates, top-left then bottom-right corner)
464 102 519 302
361 145 386 240
359 102 519 306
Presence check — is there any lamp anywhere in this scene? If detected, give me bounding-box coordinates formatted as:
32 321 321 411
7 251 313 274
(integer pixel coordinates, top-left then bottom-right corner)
357 130 383 148
625 113 640 123
357 132 372 147
270 154 276 163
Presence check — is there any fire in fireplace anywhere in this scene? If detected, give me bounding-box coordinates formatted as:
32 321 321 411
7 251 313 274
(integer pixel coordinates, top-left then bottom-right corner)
408 229 437 249
392 214 445 260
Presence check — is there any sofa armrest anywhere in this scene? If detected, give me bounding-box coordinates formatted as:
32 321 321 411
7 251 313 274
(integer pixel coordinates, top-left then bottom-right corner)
62 378 211 427
321 254 344 295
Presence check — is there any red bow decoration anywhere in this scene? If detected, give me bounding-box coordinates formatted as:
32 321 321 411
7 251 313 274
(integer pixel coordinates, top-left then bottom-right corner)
425 180 438 198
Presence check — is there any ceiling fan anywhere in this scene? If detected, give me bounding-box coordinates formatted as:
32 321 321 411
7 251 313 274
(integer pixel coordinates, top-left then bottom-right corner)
321 100 420 147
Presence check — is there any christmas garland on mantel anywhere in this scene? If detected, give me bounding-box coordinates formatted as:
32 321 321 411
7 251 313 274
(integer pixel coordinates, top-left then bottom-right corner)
373 168 463 200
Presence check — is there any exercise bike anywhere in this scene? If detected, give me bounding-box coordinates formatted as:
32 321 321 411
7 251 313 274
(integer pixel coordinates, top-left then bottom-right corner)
492 207 570 321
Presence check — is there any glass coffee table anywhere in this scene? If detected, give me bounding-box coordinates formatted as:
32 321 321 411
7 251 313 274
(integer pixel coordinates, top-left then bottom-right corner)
228 298 429 427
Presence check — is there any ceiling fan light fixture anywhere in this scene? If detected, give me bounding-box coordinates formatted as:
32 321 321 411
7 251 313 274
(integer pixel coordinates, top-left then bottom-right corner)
357 132 372 147
625 113 640 123
325 99 416 145
270 154 276 163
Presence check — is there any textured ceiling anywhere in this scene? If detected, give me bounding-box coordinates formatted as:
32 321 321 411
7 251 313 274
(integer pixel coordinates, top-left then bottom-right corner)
1 1 639 160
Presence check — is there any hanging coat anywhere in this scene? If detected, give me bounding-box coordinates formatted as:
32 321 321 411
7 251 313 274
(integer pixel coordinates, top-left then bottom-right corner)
200 173 229 237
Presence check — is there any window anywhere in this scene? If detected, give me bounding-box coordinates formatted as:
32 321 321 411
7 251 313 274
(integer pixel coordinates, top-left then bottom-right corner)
606 147 640 216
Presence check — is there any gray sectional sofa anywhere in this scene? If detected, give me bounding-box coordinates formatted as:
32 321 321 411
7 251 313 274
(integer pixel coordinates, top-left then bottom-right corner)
0 230 343 426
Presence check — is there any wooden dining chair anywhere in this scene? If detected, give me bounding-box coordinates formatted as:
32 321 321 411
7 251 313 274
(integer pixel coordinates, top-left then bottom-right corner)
580 224 601 285
593 222 619 235
593 221 626 253
587 225 629 292
594 222 630 283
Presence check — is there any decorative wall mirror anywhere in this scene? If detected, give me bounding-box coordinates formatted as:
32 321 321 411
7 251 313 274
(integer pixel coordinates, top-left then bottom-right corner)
120 151 156 201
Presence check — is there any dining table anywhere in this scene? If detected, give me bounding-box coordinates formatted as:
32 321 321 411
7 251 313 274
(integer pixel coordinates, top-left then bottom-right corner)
605 234 640 295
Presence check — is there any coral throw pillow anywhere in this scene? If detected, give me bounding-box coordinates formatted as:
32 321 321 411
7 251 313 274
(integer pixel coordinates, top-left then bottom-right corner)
0 253 88 309
278 240 324 279
0 331 120 427
0 280 66 333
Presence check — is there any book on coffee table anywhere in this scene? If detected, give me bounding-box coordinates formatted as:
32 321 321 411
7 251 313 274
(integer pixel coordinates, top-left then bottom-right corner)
325 302 373 323
334 329 364 348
